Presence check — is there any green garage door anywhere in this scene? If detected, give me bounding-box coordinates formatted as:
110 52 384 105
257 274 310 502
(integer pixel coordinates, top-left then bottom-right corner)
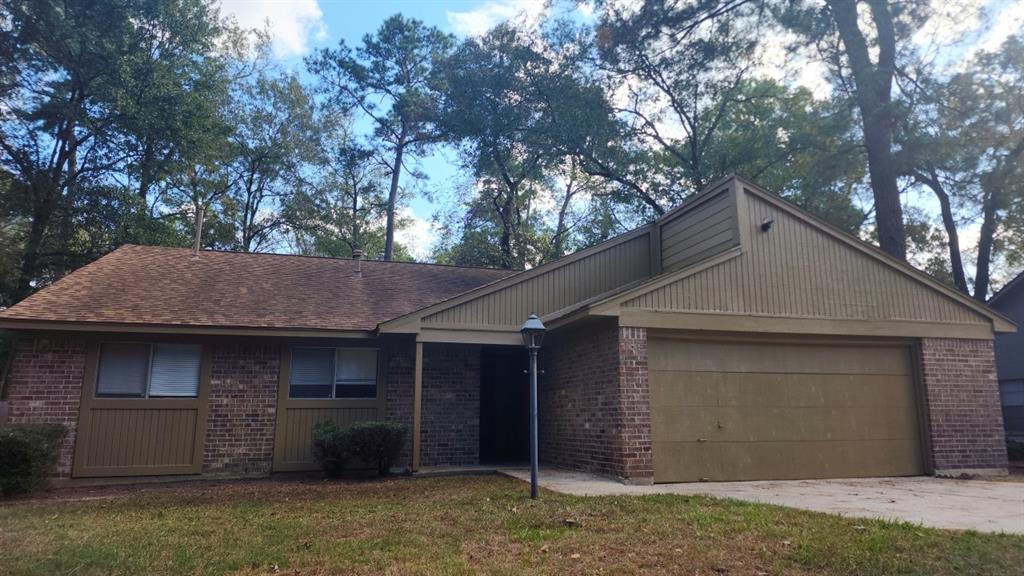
649 337 925 483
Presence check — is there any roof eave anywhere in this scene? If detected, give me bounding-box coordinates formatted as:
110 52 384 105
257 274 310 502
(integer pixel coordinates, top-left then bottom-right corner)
0 318 378 339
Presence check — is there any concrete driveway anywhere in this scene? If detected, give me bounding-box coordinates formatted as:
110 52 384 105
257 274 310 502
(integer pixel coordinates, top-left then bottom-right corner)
500 468 1024 534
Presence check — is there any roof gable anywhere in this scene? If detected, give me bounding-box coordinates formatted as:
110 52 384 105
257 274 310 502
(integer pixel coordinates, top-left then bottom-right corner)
380 227 653 333
590 177 1013 334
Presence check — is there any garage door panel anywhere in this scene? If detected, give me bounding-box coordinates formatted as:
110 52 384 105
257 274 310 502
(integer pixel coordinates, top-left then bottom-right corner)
653 441 718 482
651 404 919 445
716 440 923 481
649 338 924 483
649 339 911 375
650 371 722 407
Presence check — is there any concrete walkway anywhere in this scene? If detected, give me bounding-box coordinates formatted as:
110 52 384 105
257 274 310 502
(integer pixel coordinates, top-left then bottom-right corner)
499 468 1024 534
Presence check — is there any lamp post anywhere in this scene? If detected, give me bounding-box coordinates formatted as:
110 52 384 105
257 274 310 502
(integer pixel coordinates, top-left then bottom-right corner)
520 313 546 499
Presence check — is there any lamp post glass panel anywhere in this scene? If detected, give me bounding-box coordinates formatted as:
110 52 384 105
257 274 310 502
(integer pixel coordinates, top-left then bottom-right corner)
520 314 545 499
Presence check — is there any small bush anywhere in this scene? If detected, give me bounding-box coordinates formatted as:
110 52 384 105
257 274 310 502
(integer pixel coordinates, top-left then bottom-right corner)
345 422 408 476
311 421 408 477
0 423 66 497
312 421 348 478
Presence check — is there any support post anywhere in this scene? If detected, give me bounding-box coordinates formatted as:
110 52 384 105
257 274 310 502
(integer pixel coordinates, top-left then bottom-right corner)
412 341 423 471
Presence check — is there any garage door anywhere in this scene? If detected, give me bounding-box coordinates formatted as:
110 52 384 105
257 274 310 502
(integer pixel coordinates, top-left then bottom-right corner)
649 337 925 483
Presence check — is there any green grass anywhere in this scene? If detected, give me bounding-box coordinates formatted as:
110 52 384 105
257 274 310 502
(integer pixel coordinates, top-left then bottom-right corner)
1 475 1021 575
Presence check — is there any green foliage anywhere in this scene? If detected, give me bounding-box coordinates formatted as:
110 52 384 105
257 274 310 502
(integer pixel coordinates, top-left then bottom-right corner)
0 423 66 497
344 422 409 477
312 421 408 477
0 0 240 304
306 14 454 260
311 421 349 478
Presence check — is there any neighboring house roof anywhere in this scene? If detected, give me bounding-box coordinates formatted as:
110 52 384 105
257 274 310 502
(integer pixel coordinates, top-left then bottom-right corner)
990 270 1024 308
0 245 514 334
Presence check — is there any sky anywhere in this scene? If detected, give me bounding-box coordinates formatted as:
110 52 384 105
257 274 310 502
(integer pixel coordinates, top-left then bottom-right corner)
218 0 585 259
215 0 1024 263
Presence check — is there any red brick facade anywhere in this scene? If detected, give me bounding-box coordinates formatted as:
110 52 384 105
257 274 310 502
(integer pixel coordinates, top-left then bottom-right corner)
2 331 1009 481
420 343 481 466
618 327 654 480
383 336 416 467
539 320 654 481
203 343 281 475
4 337 87 477
919 338 1009 474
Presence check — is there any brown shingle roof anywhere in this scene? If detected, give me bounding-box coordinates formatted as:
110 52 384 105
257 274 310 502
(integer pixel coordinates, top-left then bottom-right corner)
0 245 515 332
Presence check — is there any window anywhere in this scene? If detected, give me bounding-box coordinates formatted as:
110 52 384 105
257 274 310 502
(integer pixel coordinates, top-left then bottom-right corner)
290 347 378 399
96 343 202 398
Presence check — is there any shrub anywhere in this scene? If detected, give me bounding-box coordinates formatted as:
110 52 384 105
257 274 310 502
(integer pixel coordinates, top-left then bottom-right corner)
0 423 66 497
311 421 408 477
312 421 349 478
345 422 408 476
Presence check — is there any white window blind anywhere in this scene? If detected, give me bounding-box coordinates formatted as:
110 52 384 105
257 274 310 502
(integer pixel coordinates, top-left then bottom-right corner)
96 343 149 397
149 344 202 397
290 348 334 398
335 348 377 398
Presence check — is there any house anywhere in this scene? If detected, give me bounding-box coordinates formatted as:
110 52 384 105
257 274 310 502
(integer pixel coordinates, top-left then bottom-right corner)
0 176 1013 483
990 272 1024 442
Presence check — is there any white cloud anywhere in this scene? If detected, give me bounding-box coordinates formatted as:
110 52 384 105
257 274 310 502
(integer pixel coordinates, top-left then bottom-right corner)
219 0 328 59
447 0 548 37
961 0 1024 61
396 207 438 261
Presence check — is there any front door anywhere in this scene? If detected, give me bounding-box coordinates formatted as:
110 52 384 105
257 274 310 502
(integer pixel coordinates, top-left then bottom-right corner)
479 346 529 463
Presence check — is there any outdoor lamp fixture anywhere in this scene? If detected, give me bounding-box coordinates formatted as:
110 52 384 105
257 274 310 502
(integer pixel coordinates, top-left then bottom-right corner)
520 313 546 499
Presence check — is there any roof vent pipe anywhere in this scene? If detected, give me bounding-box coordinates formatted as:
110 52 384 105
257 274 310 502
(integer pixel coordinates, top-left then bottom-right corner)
352 249 363 278
192 204 205 259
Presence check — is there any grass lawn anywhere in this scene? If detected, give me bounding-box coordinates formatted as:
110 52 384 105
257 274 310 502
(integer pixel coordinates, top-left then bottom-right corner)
1 474 1021 575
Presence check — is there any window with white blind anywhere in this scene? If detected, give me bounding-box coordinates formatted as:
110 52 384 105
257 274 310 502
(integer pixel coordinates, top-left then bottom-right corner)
290 347 378 399
96 343 202 398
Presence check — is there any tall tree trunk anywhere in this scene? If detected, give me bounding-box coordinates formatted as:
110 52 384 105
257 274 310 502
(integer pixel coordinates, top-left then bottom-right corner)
827 0 906 260
383 133 406 261
973 187 998 301
914 171 968 293
14 186 56 301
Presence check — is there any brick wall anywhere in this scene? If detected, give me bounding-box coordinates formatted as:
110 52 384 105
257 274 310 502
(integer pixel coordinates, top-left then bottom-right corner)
5 337 87 477
618 327 653 479
920 337 1009 473
420 343 480 467
203 343 281 475
539 319 653 481
383 336 415 468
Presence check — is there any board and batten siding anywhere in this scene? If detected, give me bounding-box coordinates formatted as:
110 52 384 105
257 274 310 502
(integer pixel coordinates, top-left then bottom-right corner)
659 186 740 273
422 233 651 328
625 191 990 326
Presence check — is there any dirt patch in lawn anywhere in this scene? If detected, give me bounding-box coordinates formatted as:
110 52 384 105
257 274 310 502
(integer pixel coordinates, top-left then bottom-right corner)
1 474 1021 576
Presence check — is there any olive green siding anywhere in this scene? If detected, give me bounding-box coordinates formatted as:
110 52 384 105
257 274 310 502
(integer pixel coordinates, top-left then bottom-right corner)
422 233 651 328
648 336 925 482
659 186 739 273
625 191 991 327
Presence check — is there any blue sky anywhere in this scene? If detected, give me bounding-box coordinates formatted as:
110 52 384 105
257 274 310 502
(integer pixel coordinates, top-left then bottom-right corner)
218 0 588 257
216 0 1024 262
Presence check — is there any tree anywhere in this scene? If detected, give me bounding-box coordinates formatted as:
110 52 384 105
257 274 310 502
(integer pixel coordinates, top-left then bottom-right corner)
284 118 391 259
223 73 319 252
0 0 237 301
587 1 866 227
902 34 1024 299
307 15 453 261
